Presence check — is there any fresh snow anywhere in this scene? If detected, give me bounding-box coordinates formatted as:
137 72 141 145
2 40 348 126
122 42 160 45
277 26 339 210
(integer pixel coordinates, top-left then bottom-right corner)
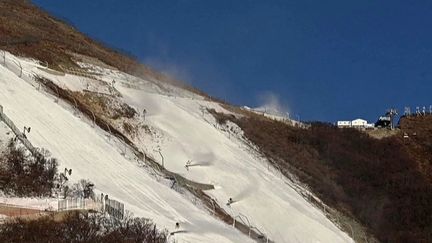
116 88 352 243
0 52 353 242
0 56 251 243
0 197 57 211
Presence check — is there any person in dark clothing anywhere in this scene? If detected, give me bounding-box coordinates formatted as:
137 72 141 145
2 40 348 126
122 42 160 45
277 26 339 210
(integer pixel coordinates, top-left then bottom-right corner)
227 197 233 206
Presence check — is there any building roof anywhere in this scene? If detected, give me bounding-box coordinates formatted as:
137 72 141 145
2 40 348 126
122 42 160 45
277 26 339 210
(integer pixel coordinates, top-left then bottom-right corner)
352 118 367 122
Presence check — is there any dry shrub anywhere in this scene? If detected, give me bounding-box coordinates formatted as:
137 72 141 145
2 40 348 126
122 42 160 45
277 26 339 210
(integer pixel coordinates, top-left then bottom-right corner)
0 139 58 197
75 92 136 120
207 108 235 125
122 122 136 135
114 103 137 119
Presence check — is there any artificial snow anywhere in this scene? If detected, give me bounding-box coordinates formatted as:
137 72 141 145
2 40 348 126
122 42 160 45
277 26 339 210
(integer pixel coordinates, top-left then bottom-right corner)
0 51 353 242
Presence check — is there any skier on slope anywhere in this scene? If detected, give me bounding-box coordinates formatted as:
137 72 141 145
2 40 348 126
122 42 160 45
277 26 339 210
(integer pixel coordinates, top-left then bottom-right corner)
185 160 192 171
227 197 234 206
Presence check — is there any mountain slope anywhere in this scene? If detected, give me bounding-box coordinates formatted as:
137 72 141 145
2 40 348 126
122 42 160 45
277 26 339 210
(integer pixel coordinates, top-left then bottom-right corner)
0 1 357 242
213 113 432 242
0 50 353 242
0 0 201 94
0 55 252 243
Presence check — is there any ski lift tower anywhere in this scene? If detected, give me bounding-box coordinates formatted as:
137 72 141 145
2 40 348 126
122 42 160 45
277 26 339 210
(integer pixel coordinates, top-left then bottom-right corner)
386 108 398 130
404 107 411 116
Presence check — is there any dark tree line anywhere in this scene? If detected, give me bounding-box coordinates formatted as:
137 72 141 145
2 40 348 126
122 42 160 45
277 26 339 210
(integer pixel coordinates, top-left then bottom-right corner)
0 211 167 243
0 139 58 197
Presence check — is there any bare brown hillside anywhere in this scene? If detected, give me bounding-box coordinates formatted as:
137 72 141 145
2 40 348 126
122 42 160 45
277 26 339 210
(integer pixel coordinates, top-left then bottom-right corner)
399 115 432 184
0 0 211 97
0 0 136 70
210 109 432 243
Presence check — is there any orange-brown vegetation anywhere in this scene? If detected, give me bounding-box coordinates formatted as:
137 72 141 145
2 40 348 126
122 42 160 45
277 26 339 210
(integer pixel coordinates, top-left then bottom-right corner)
74 92 136 120
0 0 217 100
0 0 147 74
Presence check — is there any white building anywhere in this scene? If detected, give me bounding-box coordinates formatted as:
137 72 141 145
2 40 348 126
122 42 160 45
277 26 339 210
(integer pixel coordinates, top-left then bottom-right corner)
365 123 375 129
337 121 351 127
337 118 374 129
351 119 368 127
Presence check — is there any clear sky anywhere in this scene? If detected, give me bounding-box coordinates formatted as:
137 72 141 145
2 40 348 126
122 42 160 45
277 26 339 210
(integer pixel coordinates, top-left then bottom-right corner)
32 0 432 122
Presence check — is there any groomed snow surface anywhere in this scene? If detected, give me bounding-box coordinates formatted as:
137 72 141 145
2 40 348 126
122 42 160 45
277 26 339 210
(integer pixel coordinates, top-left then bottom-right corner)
0 52 353 243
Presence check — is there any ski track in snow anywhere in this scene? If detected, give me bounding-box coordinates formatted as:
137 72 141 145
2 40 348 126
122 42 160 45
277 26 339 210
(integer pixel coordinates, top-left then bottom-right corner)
0 53 353 243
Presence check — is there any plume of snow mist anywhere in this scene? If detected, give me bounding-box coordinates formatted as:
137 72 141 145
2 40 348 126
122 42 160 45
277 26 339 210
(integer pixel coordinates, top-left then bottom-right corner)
256 91 290 116
190 152 215 167
143 57 193 85
234 180 260 202
189 160 214 167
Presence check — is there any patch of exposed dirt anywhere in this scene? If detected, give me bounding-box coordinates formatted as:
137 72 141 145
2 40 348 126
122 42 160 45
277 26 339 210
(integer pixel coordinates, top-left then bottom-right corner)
366 128 400 139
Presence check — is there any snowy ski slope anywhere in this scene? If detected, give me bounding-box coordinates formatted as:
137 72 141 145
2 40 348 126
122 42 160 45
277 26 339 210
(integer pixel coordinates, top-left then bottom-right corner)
0 56 251 243
0 52 353 243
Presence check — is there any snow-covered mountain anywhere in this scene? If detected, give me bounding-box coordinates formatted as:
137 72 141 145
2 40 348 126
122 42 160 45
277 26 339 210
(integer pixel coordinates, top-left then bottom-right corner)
0 51 352 242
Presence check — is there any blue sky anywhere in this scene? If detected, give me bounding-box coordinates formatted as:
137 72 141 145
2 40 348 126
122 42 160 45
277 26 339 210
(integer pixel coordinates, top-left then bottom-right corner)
33 0 432 122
